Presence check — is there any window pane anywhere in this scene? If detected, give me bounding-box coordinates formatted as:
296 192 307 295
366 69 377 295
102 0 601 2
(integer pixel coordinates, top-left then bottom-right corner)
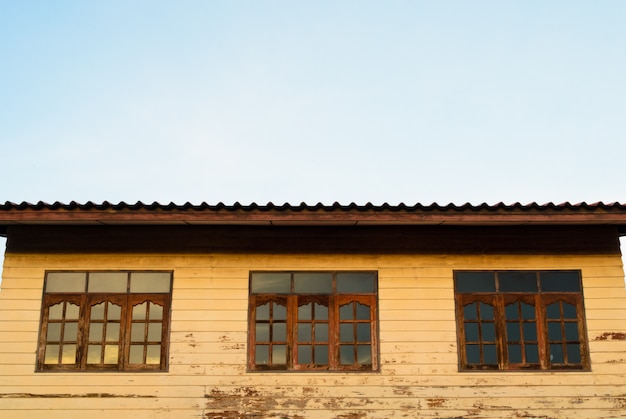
340 324 354 342
465 323 479 341
130 272 171 293
483 345 497 364
89 323 103 341
357 323 371 342
499 272 538 292
563 303 577 319
521 303 535 320
65 303 80 320
87 345 101 364
548 323 562 341
256 303 269 321
48 303 64 320
256 324 269 341
146 345 160 364
273 345 287 364
550 344 564 363
526 344 539 363
339 304 353 320
91 302 105 320
336 272 376 293
298 345 312 364
273 303 286 320
508 344 522 363
104 345 118 364
356 303 370 320
567 344 581 363
565 323 579 341
523 323 537 341
131 323 145 342
340 345 355 365
298 303 312 320
47 323 62 341
294 273 332 293
149 303 163 320
64 322 78 341
108 303 121 320
106 323 120 342
479 302 494 320
88 273 128 292
250 273 291 293
256 345 269 364
46 273 86 292
129 345 144 364
546 303 561 319
61 344 76 364
45 345 60 364
315 345 328 364
314 303 328 320
540 271 581 292
506 323 520 341
132 302 147 320
315 324 328 341
273 323 286 341
464 303 478 320
357 345 372 364
482 323 495 341
298 324 311 342
504 303 518 320
455 272 496 292
148 323 162 341
466 344 480 364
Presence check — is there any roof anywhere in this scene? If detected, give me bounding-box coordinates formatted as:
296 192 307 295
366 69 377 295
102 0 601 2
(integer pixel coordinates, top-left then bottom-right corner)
1 202 626 233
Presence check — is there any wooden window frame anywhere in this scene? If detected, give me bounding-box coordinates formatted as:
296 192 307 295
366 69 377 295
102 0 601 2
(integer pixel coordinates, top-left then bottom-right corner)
454 270 590 371
248 271 379 372
36 271 172 372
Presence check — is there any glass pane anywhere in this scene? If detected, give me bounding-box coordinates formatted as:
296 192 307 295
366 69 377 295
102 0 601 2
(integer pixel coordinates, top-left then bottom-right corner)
256 324 269 341
565 323 579 341
90 302 105 320
356 303 370 320
44 345 59 364
273 345 287 364
294 273 332 293
499 272 538 292
336 272 376 293
133 302 147 320
357 345 372 364
340 324 353 342
64 322 78 341
298 303 312 320
65 303 79 320
87 345 101 364
455 272 496 292
104 344 117 364
567 344 581 363
106 323 120 342
463 303 477 320
130 272 171 293
273 323 286 341
298 345 312 364
483 344 497 364
47 323 62 341
480 302 494 320
315 345 328 364
61 344 76 364
526 344 539 363
523 322 537 341
88 323 103 341
465 323 479 341
131 323 145 342
546 303 561 319
480 322 494 341
563 303 577 319
550 344 564 363
146 345 160 364
540 271 581 292
149 303 163 320
250 273 291 293
148 323 162 341
508 344 522 363
506 323 520 341
466 344 480 364
108 303 121 320
273 303 286 320
46 272 86 292
255 345 269 364
339 304 353 320
307 323 323 343
357 323 371 342
521 303 535 320
256 303 269 320
548 322 562 341
505 303 518 320
88 273 128 292
129 345 144 364
48 303 64 320
298 324 311 342
340 345 355 365
315 303 328 320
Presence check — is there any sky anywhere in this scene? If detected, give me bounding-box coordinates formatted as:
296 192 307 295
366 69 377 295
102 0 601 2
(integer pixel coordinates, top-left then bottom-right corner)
1 1 626 264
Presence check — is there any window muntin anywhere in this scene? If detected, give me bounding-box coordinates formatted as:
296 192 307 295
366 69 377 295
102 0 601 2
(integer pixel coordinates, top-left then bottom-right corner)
37 271 172 372
248 271 378 371
454 270 589 371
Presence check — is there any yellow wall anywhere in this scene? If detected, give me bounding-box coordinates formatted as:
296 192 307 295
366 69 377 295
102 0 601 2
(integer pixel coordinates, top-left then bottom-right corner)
1 253 626 418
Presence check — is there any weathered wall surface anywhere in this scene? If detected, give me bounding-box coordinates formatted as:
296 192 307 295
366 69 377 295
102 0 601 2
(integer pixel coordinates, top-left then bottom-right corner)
1 253 625 418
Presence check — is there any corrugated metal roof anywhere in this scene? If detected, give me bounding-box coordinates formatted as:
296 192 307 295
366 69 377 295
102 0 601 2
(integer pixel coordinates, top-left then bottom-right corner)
1 201 626 229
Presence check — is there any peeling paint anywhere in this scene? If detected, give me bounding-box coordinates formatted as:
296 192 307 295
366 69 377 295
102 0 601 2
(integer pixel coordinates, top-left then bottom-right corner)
427 398 446 408
0 393 155 398
594 332 626 341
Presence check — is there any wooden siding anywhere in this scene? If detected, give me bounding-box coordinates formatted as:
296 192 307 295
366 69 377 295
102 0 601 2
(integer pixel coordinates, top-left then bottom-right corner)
1 253 626 418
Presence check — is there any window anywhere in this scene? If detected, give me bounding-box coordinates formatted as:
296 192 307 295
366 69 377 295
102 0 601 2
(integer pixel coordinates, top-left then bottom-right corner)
248 271 378 371
454 270 589 371
37 271 172 372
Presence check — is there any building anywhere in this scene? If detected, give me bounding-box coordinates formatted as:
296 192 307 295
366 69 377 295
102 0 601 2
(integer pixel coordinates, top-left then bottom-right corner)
0 201 625 418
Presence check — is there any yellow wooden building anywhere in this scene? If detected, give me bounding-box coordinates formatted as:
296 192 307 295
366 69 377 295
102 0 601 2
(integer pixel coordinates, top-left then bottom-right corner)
1 201 625 418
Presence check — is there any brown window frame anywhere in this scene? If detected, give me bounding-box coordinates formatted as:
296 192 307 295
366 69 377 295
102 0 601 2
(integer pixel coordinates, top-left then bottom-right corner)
454 270 590 371
36 271 172 372
248 271 379 372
